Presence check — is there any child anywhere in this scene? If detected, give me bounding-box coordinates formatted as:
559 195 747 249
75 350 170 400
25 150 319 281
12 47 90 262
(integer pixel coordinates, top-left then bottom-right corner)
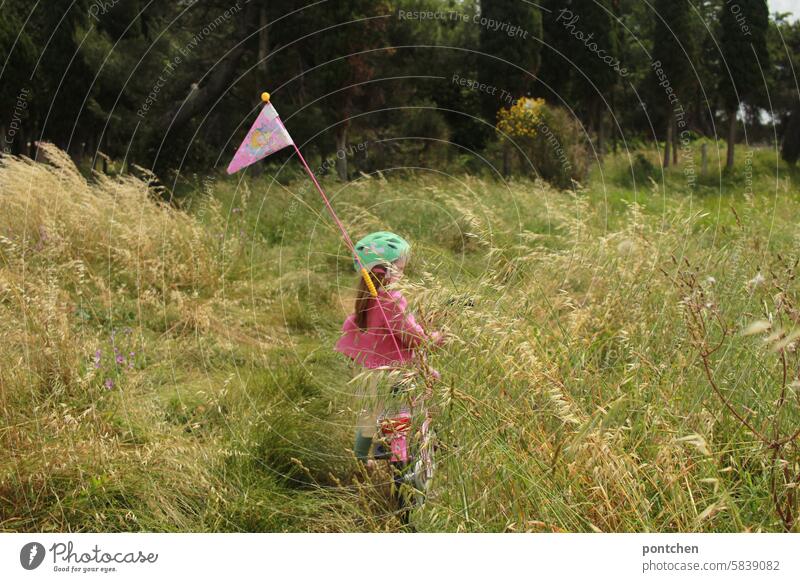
335 231 442 464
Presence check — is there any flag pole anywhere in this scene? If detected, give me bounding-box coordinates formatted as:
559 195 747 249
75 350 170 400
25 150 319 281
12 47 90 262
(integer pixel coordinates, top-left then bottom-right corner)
251 92 436 423
265 92 408 360
288 138 380 299
263 92 375 296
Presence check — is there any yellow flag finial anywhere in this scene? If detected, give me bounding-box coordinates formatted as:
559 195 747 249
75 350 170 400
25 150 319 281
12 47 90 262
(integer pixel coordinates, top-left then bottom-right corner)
261 91 271 103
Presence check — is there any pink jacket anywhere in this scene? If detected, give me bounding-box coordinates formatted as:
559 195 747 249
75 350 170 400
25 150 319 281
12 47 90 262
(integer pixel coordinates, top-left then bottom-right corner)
335 289 429 369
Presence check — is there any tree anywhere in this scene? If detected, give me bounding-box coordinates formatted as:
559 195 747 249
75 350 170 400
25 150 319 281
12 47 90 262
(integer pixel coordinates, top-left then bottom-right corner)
292 1 392 180
652 0 697 168
157 1 260 147
767 13 800 152
0 3 37 154
782 103 800 165
478 0 542 176
477 0 543 123
718 0 769 169
559 0 620 156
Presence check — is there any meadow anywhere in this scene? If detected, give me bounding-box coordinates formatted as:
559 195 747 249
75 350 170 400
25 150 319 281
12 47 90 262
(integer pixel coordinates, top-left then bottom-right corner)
1 142 798 532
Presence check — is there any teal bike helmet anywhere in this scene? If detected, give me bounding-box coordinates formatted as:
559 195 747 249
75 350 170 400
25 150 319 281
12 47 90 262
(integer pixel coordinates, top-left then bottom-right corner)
353 231 410 271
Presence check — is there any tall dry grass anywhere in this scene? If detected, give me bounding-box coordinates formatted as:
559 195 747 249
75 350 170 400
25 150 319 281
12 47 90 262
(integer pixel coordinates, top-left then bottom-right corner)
0 145 370 531
401 167 800 532
1 144 798 532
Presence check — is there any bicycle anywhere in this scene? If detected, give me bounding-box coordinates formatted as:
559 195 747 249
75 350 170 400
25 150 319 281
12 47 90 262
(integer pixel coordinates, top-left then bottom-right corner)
373 368 437 525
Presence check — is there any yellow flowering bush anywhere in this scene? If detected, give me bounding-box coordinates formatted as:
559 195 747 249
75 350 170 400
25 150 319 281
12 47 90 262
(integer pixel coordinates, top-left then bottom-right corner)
495 98 588 188
496 97 546 139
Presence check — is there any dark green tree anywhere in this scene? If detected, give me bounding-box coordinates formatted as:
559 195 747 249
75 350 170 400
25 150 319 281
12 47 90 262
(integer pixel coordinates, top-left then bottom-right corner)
538 0 574 104
651 0 697 168
0 3 37 154
766 14 800 144
299 1 392 180
416 0 492 154
782 103 800 165
558 0 620 155
718 0 769 169
477 0 543 123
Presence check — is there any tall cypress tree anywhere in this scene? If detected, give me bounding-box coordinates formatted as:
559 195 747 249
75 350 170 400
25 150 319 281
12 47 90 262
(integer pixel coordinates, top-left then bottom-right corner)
562 0 620 156
311 0 391 180
652 0 696 168
0 4 36 154
782 103 800 166
538 0 573 103
718 0 769 169
477 0 543 123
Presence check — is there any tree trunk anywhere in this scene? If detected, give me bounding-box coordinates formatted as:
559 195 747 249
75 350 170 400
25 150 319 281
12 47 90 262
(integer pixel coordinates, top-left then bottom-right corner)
503 144 511 178
20 127 30 157
335 124 348 181
257 5 269 84
596 108 605 160
727 110 736 169
701 143 708 177
663 119 672 169
672 119 679 166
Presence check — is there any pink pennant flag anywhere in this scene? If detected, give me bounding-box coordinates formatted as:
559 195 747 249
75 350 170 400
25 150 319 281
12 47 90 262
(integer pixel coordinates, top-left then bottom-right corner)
227 102 294 174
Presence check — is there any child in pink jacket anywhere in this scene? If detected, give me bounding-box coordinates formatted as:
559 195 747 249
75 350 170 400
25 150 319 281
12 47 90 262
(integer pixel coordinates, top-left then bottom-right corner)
335 231 441 463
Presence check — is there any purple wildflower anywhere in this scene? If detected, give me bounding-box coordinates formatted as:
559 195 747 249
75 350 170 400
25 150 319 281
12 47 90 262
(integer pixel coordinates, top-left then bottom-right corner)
116 354 125 365
104 378 114 390
93 349 102 369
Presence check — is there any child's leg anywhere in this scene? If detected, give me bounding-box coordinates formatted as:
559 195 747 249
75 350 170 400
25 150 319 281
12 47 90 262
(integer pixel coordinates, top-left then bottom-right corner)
352 370 385 461
353 429 373 462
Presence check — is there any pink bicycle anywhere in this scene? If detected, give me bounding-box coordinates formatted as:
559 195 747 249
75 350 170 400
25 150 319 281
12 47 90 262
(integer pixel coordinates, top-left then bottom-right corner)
373 376 437 524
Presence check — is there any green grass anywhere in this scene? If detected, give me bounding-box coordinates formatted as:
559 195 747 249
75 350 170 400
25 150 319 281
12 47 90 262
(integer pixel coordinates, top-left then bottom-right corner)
1 143 798 532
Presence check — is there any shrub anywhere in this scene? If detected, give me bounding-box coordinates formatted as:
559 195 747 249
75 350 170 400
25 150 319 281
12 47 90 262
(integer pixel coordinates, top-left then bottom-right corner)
497 98 589 189
781 105 800 166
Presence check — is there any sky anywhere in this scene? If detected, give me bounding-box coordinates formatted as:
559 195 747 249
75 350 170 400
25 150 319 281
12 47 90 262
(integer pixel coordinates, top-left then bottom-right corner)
769 0 799 21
